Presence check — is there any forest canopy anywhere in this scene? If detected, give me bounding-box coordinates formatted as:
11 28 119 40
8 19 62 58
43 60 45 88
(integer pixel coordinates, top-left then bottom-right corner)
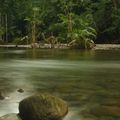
0 0 120 45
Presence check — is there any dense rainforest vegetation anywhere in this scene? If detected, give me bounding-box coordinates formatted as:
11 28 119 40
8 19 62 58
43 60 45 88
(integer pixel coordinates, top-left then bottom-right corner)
0 0 120 48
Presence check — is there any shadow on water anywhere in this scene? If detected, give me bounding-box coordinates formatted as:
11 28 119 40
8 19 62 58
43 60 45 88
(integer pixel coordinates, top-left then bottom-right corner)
0 48 120 120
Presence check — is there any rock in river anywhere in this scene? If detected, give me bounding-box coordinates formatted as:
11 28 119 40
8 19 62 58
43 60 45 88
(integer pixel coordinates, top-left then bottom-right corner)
0 91 5 100
0 114 22 120
19 94 68 120
17 89 24 93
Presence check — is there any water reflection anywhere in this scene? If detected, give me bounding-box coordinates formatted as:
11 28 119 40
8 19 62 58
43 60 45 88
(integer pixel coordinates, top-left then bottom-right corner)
0 49 120 120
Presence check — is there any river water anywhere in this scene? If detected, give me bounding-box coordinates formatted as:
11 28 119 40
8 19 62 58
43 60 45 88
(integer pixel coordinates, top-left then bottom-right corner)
0 48 120 120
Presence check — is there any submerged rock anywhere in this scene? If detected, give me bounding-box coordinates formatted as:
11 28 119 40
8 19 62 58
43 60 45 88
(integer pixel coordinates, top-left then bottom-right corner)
0 91 5 100
19 94 68 120
0 113 22 120
90 105 120 117
17 89 24 93
101 98 120 106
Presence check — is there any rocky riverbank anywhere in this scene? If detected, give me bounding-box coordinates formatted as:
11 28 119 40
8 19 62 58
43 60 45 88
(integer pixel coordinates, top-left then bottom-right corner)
0 44 120 50
0 44 68 49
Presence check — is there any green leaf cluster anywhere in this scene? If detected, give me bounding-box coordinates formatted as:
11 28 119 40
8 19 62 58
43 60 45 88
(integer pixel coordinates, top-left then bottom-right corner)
0 0 120 45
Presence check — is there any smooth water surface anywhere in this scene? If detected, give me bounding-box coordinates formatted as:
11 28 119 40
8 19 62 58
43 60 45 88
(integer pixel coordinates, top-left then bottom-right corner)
0 48 120 120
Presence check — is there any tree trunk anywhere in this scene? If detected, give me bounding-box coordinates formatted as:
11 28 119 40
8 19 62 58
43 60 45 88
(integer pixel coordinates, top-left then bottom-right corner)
5 14 8 43
112 0 118 8
68 13 73 33
0 13 2 41
32 10 36 46
32 22 36 44
2 15 5 42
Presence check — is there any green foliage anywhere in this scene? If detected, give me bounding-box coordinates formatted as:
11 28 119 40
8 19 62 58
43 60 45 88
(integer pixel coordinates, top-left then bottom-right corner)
90 0 120 42
50 11 96 48
0 27 5 36
105 7 120 35
13 37 30 45
72 13 96 39
0 0 119 45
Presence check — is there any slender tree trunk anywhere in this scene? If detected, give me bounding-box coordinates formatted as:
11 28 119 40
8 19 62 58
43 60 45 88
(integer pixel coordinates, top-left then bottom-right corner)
112 0 118 8
32 10 36 45
5 14 8 43
2 15 4 42
68 13 73 33
0 13 2 41
67 12 73 45
42 32 46 41
32 22 36 44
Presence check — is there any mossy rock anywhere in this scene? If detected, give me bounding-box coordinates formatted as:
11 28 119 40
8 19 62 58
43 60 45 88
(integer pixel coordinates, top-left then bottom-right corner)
19 94 68 120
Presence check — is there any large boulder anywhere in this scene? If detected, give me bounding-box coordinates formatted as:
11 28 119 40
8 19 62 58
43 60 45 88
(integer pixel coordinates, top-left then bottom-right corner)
19 94 68 120
0 113 22 120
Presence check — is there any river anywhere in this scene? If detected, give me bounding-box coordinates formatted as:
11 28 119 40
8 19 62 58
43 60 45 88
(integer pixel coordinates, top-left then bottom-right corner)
0 48 120 120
